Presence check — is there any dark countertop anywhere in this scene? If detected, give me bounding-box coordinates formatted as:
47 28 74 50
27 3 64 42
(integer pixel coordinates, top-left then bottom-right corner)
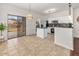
36 23 73 28
54 23 73 28
55 26 73 28
37 27 47 29
55 27 73 28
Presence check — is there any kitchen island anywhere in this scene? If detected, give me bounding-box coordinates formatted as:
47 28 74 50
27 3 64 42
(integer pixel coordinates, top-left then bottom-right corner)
37 28 48 39
54 23 73 50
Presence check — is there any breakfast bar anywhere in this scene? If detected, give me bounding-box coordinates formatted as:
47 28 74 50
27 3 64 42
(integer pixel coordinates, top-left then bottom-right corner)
37 28 48 39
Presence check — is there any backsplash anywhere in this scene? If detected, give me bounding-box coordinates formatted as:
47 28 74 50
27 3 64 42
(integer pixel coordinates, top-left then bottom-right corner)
55 23 73 28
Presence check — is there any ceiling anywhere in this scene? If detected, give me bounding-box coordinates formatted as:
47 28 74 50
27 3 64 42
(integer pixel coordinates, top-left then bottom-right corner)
9 3 79 15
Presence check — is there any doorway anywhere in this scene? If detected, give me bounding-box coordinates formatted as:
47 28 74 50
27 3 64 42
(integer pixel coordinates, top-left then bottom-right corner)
7 15 26 39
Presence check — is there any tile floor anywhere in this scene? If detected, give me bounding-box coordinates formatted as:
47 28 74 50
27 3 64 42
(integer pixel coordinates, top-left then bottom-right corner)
0 34 70 56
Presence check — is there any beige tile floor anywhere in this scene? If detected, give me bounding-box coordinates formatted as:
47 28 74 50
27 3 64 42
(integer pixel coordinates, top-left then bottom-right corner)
0 34 70 56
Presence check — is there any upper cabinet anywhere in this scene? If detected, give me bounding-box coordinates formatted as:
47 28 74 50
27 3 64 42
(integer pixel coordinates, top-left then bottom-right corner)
47 16 73 23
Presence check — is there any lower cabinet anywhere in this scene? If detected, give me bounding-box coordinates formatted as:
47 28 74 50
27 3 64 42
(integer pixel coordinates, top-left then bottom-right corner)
71 38 79 56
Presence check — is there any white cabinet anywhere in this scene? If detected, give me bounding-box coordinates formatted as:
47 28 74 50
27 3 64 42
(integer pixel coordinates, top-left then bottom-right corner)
47 16 73 23
54 27 73 50
47 27 51 33
37 28 48 39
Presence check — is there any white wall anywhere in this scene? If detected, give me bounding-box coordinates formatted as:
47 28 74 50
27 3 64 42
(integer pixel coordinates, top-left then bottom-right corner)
26 10 44 36
52 10 69 17
26 15 45 35
26 19 36 35
73 8 79 38
0 15 1 35
0 4 43 40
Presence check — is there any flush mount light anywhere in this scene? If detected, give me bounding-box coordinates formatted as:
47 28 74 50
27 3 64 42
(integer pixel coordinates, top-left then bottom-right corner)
44 8 56 14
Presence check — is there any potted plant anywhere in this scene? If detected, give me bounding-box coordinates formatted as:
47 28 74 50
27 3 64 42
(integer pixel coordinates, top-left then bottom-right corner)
0 23 6 40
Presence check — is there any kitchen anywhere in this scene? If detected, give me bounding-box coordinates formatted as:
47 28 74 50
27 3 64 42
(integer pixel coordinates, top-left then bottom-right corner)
36 15 73 50
0 3 79 56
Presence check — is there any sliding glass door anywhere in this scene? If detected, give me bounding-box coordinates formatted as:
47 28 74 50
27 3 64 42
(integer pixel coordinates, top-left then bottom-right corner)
8 15 17 39
8 15 26 39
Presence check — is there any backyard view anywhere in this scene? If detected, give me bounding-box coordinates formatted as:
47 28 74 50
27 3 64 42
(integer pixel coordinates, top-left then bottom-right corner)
8 15 17 32
8 19 17 32
8 15 26 39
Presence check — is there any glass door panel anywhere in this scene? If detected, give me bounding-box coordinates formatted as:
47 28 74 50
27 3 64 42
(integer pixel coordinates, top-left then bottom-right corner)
17 16 26 37
8 15 26 39
8 15 17 39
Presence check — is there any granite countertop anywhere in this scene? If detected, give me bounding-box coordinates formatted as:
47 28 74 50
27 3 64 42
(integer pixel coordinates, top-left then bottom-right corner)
55 23 73 28
37 27 47 29
55 26 73 28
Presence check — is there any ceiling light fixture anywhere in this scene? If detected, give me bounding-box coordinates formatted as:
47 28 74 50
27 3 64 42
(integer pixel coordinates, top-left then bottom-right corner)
26 3 33 20
69 3 72 15
68 3 72 20
44 8 56 14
